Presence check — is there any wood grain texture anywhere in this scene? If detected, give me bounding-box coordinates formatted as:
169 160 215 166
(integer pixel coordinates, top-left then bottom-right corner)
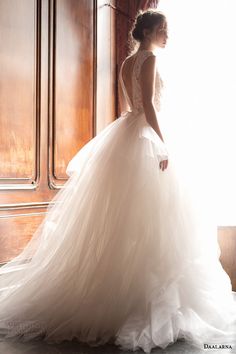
0 0 37 179
0 0 98 263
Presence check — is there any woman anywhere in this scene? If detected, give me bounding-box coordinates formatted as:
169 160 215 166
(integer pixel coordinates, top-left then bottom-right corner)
0 8 236 354
119 9 169 172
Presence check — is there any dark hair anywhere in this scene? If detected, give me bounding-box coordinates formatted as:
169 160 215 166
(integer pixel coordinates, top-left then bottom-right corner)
131 9 166 43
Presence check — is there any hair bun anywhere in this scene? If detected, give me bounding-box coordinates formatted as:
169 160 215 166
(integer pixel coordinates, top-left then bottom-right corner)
130 9 166 43
132 26 143 41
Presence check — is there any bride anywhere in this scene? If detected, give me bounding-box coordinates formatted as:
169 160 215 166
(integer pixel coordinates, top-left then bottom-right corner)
0 8 236 354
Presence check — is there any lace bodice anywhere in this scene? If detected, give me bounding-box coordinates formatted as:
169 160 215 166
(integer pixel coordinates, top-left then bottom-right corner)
119 50 163 114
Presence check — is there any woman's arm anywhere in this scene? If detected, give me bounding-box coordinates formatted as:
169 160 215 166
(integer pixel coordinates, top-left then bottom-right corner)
140 56 165 143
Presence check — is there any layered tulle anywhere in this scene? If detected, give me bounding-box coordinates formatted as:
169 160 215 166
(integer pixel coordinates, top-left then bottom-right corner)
0 110 236 353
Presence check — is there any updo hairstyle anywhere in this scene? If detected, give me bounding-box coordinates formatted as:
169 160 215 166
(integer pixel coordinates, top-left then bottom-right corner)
129 9 166 52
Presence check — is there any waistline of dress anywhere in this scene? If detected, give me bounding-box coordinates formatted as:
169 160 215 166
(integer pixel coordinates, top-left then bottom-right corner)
120 109 146 120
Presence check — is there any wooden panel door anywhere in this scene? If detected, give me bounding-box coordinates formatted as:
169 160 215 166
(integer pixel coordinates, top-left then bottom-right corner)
0 0 107 264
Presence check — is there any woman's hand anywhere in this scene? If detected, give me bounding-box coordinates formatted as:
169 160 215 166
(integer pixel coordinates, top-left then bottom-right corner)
159 159 168 171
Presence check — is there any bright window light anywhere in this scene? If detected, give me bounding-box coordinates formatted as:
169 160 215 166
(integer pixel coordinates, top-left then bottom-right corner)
156 0 236 226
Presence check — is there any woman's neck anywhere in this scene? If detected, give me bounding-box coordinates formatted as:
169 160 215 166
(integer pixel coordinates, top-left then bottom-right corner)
137 42 156 52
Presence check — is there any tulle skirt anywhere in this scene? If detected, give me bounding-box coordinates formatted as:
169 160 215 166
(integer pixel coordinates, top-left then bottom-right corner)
0 110 236 353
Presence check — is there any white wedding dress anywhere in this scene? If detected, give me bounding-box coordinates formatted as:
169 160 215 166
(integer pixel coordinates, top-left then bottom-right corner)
0 49 236 353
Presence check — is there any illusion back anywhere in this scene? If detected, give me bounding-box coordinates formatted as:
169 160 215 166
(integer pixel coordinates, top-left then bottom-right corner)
119 50 163 114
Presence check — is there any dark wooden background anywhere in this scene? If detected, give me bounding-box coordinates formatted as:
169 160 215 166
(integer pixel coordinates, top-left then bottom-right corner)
0 0 116 262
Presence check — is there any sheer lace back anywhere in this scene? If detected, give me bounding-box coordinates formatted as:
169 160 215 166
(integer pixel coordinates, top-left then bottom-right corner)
119 50 163 114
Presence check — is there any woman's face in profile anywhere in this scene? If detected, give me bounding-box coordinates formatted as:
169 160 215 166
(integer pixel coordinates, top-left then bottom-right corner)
150 21 168 48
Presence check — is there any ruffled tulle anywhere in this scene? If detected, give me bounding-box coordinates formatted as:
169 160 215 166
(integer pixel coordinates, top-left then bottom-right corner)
66 110 169 177
0 110 236 353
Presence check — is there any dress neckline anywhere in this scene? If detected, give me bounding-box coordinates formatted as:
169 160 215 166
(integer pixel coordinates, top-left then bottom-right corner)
135 49 155 55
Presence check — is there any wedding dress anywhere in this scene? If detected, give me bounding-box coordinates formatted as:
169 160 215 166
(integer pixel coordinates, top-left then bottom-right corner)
0 49 236 353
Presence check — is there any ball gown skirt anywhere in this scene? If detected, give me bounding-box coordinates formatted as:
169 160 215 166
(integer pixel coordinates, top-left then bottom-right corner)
0 109 236 353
